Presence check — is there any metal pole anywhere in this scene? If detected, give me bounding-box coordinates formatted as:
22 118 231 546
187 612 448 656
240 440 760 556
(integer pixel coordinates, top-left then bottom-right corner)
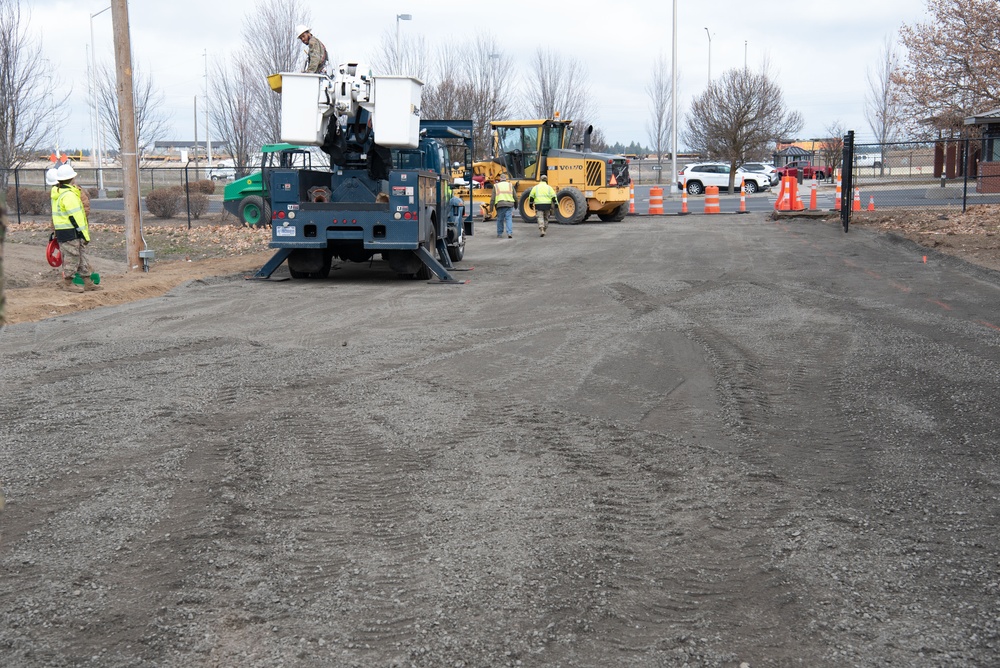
704 27 712 83
205 49 212 166
110 0 141 271
670 0 678 195
90 6 110 196
193 95 198 180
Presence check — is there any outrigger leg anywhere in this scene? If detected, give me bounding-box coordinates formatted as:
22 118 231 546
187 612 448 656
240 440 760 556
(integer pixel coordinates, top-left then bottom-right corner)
415 245 466 284
250 248 293 279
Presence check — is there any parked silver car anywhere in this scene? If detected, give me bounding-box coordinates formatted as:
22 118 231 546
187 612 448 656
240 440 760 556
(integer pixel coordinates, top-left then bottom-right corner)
740 162 779 186
677 162 772 195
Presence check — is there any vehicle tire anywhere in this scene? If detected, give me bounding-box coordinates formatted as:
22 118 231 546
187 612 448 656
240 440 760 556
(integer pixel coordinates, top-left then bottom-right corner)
211 175 219 181
517 190 537 224
597 205 627 222
554 188 587 225
287 249 331 279
743 180 758 194
686 180 704 195
448 234 465 262
238 195 268 228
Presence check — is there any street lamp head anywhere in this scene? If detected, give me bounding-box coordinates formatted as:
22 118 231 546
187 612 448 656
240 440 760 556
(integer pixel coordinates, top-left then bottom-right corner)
397 13 412 21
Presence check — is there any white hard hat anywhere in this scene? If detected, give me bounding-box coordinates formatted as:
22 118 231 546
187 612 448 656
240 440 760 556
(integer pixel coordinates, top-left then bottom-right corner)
295 24 310 38
45 167 58 186
56 162 77 181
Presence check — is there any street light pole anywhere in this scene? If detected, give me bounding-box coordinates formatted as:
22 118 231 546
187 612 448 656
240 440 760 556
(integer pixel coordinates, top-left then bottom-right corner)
671 0 678 195
205 49 212 167
704 27 712 83
90 5 111 197
395 13 411 74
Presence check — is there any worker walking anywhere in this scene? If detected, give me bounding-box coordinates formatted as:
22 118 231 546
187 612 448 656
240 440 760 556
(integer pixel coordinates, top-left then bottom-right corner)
51 163 99 292
490 174 516 238
296 25 329 74
528 175 557 237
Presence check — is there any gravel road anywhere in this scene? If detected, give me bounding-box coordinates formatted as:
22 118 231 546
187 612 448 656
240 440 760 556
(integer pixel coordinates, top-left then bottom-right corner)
2 213 1000 667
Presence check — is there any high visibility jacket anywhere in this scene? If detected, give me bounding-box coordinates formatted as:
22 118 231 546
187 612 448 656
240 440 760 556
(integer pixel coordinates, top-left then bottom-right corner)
49 185 59 224
492 181 516 207
529 181 557 205
53 185 90 242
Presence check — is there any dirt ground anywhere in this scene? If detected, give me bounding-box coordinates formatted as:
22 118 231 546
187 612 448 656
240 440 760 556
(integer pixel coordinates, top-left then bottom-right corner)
5 205 1000 325
3 206 1000 666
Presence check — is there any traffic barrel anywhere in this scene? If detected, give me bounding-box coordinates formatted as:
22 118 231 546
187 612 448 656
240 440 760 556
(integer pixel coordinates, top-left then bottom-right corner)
629 184 635 214
648 187 663 215
833 172 842 211
680 181 689 215
738 179 747 214
808 181 817 211
704 186 720 214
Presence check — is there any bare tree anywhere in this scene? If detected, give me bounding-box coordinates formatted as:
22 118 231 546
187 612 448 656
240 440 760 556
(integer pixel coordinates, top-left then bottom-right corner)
684 66 803 190
526 48 593 145
96 62 170 160
865 35 903 163
822 120 847 176
368 28 428 79
895 0 1000 132
645 52 675 184
240 0 310 145
210 58 260 175
0 0 63 188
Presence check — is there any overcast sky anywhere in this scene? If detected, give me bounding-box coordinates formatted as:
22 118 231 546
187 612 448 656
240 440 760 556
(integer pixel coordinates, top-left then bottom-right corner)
30 0 930 153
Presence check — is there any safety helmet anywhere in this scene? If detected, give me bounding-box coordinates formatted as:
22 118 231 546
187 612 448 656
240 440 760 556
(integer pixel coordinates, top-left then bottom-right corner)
45 167 59 186
295 24 310 39
497 173 507 181
56 162 77 181
540 175 547 181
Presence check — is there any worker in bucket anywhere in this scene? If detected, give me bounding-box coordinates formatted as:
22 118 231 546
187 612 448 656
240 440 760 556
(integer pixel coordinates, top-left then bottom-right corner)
296 25 329 74
51 162 100 292
528 174 557 237
490 174 516 239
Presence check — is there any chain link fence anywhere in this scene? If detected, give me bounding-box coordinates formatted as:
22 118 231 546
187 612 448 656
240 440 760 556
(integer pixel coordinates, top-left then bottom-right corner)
2 165 246 227
846 138 1000 213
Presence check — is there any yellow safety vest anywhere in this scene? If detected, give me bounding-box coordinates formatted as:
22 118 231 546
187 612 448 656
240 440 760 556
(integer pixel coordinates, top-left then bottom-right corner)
493 181 515 204
53 186 90 242
529 181 557 205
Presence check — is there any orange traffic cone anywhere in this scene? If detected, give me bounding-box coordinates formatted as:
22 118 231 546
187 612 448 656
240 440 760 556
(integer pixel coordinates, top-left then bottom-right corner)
775 177 791 211
852 188 861 211
808 181 817 211
680 180 689 215
629 184 635 214
738 179 747 213
867 195 875 212
833 173 842 211
791 178 805 211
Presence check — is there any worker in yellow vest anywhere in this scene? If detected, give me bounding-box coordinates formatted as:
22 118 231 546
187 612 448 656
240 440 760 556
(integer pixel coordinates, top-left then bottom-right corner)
51 162 100 292
528 175 557 237
490 173 516 238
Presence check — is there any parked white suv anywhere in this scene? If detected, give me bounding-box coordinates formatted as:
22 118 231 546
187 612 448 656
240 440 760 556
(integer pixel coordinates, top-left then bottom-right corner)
677 162 772 195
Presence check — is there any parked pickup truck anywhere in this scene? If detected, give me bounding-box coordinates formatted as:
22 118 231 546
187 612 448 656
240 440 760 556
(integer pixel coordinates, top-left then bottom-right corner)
776 160 832 180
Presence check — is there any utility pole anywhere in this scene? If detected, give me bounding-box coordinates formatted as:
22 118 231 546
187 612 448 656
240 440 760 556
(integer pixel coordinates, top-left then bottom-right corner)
110 0 141 271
